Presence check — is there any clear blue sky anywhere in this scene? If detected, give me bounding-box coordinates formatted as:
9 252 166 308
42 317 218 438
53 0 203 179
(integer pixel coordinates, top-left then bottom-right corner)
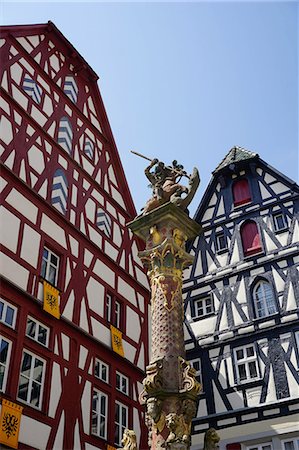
1 1 298 216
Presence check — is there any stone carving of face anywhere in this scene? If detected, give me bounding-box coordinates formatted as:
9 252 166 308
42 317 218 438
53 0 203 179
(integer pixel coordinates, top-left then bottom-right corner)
147 398 162 423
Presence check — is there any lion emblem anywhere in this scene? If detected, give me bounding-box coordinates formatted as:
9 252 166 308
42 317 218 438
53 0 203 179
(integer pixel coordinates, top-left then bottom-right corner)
203 428 220 450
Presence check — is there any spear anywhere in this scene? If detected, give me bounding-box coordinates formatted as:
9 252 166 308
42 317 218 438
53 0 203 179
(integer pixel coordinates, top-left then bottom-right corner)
130 150 190 179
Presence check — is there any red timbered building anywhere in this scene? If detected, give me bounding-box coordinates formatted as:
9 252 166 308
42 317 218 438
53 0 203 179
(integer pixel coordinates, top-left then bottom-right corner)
0 22 149 450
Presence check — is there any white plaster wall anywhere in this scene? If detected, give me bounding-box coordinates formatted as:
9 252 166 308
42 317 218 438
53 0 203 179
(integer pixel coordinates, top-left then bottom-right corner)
93 259 115 288
91 317 110 346
122 338 136 363
118 277 137 306
0 251 29 290
61 333 70 360
19 415 51 449
86 276 105 316
20 223 41 268
0 206 20 252
48 362 62 418
126 307 141 343
41 214 67 248
6 188 38 224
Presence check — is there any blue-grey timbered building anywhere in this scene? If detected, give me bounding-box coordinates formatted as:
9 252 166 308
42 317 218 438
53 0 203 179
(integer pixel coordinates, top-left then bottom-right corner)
183 147 299 450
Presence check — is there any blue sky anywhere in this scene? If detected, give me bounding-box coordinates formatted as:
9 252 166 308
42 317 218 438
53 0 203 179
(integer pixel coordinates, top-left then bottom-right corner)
1 1 298 216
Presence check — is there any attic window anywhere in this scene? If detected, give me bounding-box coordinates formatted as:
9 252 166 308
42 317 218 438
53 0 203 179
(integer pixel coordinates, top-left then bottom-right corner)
241 220 262 257
63 75 78 103
232 178 251 206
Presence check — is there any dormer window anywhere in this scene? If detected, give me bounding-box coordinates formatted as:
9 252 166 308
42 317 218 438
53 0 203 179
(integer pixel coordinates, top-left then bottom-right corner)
241 220 262 257
232 178 251 206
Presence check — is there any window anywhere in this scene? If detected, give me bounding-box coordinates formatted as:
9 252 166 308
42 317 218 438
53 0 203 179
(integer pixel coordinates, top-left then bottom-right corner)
17 350 45 409
282 439 299 450
232 178 251 206
189 358 202 385
84 137 94 160
94 359 109 383
253 281 277 318
58 116 73 155
22 74 42 103
41 247 60 286
0 298 17 328
51 168 68 216
193 296 213 318
105 293 123 330
91 389 108 439
233 344 259 383
216 232 227 252
247 444 272 450
115 401 128 446
273 213 287 232
63 75 78 104
26 317 49 347
116 372 129 395
241 221 262 257
97 208 112 237
0 336 12 392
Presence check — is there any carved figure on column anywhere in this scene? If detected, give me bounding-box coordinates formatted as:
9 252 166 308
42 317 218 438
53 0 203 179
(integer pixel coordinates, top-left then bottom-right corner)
142 158 200 215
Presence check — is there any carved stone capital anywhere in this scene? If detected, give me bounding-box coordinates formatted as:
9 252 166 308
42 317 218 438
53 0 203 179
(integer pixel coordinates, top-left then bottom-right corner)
179 358 202 398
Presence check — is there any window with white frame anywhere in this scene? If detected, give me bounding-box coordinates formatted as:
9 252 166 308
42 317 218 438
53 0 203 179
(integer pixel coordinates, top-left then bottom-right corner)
115 401 128 446
253 280 277 318
247 444 272 450
91 389 108 439
216 232 227 252
41 247 60 286
94 359 109 383
26 317 49 347
0 336 12 392
273 213 287 232
0 298 17 329
116 371 129 395
193 296 213 318
189 358 202 385
233 344 259 383
282 439 299 450
105 293 123 330
17 350 45 409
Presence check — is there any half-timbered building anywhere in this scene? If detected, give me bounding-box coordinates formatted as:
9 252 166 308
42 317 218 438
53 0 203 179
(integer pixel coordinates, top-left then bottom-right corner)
184 147 299 450
0 22 149 449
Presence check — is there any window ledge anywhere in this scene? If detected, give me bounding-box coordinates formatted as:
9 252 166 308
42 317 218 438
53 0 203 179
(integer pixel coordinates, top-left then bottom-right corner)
216 248 228 255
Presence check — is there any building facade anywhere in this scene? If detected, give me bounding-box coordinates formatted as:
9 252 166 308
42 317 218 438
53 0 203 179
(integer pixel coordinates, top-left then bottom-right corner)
0 22 149 450
183 147 299 450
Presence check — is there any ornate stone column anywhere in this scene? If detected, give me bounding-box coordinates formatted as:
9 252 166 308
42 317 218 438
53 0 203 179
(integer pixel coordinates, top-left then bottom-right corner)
128 202 202 450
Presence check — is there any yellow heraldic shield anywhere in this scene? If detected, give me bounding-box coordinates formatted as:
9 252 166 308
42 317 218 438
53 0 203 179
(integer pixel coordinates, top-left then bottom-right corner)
43 280 60 319
0 399 23 449
110 325 124 357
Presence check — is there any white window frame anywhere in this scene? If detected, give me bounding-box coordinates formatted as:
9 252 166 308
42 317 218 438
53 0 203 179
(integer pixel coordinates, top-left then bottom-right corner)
216 232 227 252
17 350 46 409
94 358 109 383
106 293 112 323
273 212 287 232
253 280 277 318
193 296 213 318
26 316 50 347
246 444 272 450
0 298 17 329
0 335 12 393
41 247 60 287
91 389 108 440
281 438 299 450
116 371 129 395
115 401 128 446
115 300 121 329
233 344 259 384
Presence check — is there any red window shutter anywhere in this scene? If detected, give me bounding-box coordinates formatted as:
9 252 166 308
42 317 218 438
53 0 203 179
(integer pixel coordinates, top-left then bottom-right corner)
233 179 251 206
241 221 262 256
227 444 241 450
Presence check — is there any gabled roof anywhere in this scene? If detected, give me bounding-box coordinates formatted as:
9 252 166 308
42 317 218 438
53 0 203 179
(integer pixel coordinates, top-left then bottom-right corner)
0 21 98 81
213 146 258 174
